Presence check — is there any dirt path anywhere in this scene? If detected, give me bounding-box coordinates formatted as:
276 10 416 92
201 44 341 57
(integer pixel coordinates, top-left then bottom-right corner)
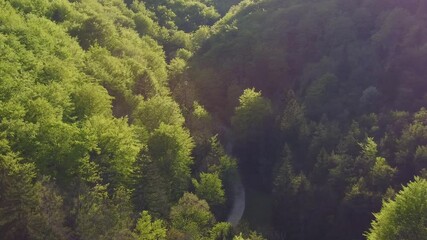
222 127 246 227
227 172 245 227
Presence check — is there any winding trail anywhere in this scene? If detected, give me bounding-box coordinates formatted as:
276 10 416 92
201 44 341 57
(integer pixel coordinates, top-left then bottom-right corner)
222 127 246 227
226 172 245 227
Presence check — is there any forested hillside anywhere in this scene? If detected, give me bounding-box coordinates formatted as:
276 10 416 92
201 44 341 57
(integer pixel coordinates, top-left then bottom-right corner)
0 0 426 240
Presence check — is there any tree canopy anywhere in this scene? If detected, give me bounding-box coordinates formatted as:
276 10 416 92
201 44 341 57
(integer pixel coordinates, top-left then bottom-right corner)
1 0 427 239
366 177 427 240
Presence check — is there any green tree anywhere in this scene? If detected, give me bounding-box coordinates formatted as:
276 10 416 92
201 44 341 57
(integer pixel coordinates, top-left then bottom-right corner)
280 91 309 142
396 108 427 177
169 192 215 239
82 115 141 187
192 172 225 206
134 153 172 217
72 83 112 120
205 135 237 176
0 139 40 239
76 185 133 240
209 222 233 240
365 177 427 240
370 157 396 191
132 211 167 240
0 138 68 240
28 178 69 240
72 15 116 50
148 123 194 199
188 101 213 144
233 232 266 240
133 95 185 132
231 88 272 139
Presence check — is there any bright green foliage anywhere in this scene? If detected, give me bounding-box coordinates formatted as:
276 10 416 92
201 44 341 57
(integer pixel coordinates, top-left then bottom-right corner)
67 0 169 102
189 101 213 144
133 95 185 131
82 115 142 187
77 155 102 185
396 108 427 174
233 234 245 240
209 222 233 240
84 46 133 95
1 100 84 186
233 232 266 240
246 231 267 240
72 83 112 120
371 157 396 190
360 137 379 160
168 56 187 80
133 211 167 240
133 11 157 36
205 135 237 174
192 172 225 206
192 25 212 49
169 192 215 239
144 0 220 32
84 41 167 100
366 177 427 240
331 137 395 190
201 135 238 203
0 0 238 239
0 0 88 186
148 123 195 199
193 101 210 120
232 88 272 139
360 138 396 190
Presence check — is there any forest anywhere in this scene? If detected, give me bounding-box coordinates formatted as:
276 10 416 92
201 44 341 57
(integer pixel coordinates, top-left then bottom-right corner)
0 0 426 239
